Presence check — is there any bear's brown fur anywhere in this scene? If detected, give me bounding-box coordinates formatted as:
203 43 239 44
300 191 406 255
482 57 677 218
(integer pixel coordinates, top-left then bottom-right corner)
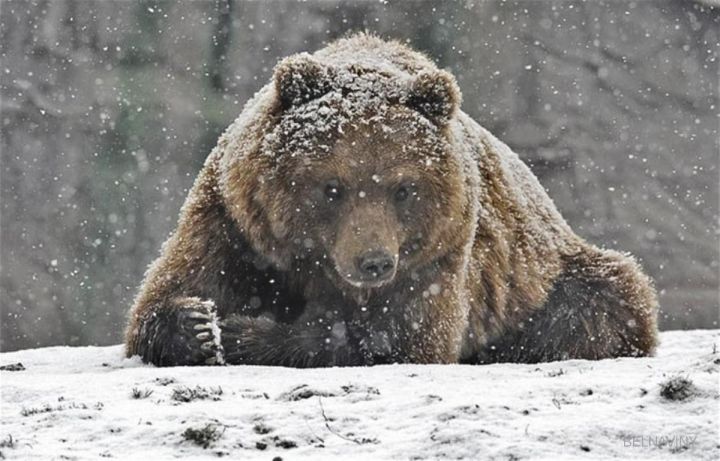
125 33 658 367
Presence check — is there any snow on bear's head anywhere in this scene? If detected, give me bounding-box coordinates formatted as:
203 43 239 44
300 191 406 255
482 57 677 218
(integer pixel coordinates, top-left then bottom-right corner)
221 41 471 298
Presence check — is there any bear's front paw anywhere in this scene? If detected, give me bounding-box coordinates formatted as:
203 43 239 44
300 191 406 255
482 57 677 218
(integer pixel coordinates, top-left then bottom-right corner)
176 308 225 366
138 303 225 367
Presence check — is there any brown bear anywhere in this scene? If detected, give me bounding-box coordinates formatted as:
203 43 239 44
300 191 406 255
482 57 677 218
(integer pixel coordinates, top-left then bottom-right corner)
125 33 658 367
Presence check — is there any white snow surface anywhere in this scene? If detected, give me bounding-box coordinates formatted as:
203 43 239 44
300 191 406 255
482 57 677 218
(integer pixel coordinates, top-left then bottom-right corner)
1 330 718 460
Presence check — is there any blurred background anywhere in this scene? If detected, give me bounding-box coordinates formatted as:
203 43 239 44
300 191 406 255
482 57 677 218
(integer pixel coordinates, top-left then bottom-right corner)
1 0 718 351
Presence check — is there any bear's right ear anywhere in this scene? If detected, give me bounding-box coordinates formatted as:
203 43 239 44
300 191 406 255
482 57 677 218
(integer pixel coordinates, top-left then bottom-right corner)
273 53 333 110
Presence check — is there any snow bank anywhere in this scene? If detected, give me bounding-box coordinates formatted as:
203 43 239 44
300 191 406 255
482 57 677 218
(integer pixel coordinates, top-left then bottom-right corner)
1 330 718 460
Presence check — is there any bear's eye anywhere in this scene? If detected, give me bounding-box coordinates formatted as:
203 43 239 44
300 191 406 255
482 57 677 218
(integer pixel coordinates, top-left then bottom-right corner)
324 180 343 202
395 185 410 202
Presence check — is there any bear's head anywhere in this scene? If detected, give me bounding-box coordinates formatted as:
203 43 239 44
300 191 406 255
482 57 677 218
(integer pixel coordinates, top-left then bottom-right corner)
222 53 470 299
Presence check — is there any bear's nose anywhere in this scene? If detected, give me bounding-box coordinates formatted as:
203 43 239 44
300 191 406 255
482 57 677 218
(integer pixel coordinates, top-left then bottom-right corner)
357 250 396 280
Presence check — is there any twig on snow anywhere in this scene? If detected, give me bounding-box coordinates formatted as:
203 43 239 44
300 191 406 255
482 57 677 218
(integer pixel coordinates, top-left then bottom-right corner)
318 397 376 445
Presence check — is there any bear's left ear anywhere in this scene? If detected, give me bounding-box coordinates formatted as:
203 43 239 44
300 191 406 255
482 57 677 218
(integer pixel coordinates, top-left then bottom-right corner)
273 53 333 110
406 70 462 125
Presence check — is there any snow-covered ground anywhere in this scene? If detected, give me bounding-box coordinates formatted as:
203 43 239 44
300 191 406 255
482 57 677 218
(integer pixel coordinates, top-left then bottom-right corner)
1 330 718 460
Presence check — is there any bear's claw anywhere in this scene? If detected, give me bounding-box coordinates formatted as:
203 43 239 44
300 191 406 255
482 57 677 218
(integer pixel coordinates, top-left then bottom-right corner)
200 341 216 352
187 311 211 320
195 331 211 341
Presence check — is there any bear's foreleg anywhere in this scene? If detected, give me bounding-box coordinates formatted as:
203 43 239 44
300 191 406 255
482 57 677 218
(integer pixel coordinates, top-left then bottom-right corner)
476 248 658 363
401 289 469 364
219 314 363 367
349 273 470 364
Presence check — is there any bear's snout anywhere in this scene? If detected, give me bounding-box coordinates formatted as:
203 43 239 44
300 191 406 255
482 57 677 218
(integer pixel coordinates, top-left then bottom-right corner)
330 202 400 289
356 249 397 282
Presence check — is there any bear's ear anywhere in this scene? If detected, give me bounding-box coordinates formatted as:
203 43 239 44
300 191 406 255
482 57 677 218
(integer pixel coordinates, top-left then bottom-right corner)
406 70 462 125
273 53 332 110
